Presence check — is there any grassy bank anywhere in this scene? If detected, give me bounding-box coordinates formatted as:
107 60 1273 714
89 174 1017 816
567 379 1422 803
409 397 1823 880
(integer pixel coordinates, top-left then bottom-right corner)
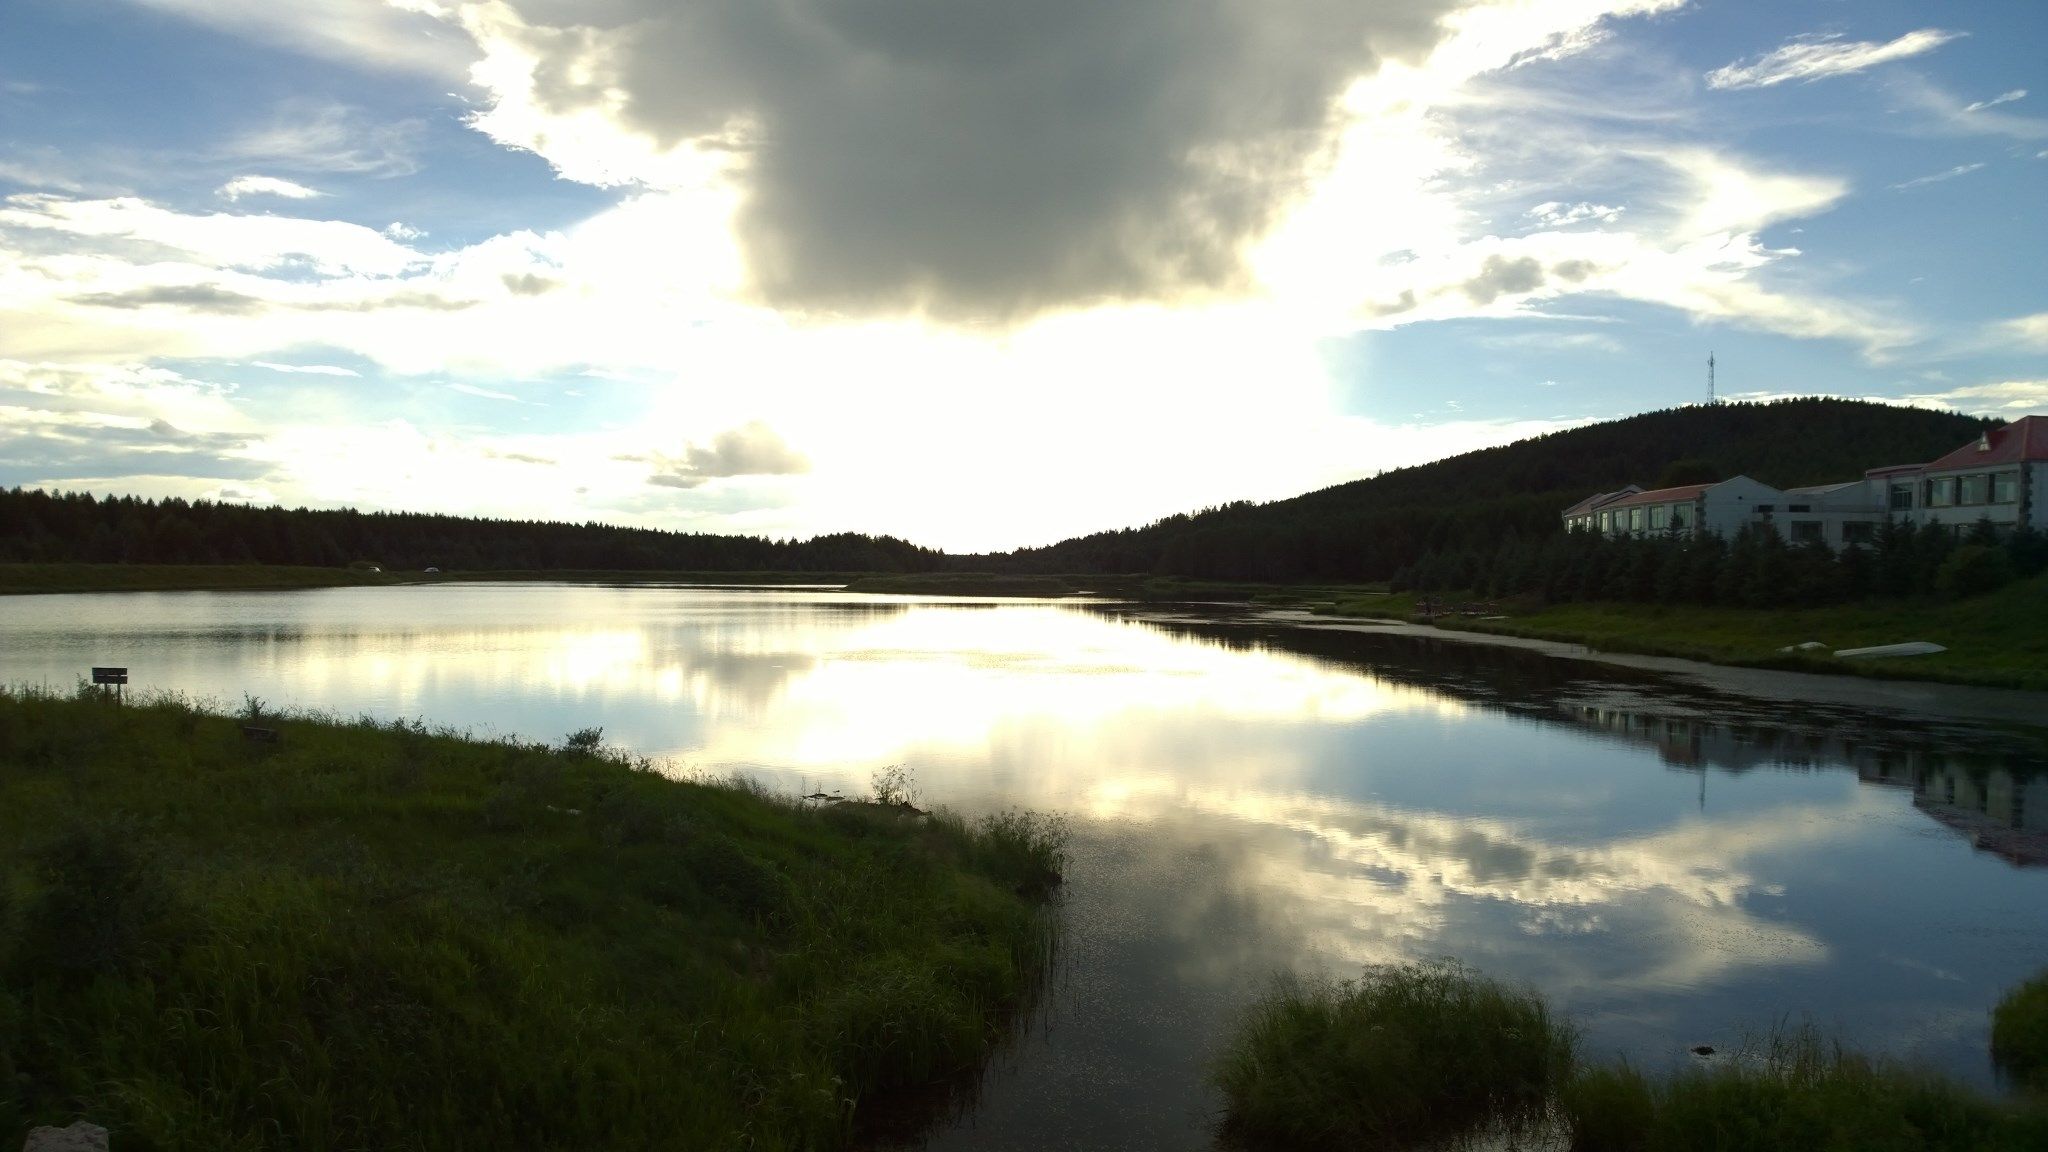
0 564 397 595
1325 574 2048 691
1217 963 2048 1152
0 690 1065 1150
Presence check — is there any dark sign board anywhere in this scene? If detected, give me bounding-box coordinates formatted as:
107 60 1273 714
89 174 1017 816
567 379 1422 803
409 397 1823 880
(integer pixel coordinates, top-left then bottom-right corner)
91 667 128 685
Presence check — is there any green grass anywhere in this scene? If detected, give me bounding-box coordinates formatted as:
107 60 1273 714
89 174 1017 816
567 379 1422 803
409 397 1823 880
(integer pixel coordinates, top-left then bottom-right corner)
1995 971 2048 1094
1213 960 1575 1150
1562 1025 2046 1152
0 689 1065 1151
0 564 397 595
1324 575 2048 691
1216 963 2048 1152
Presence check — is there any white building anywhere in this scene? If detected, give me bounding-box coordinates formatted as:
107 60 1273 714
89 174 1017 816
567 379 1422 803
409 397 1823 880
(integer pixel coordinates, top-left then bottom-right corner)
1561 415 2048 546
1906 416 2048 534
1562 476 1780 541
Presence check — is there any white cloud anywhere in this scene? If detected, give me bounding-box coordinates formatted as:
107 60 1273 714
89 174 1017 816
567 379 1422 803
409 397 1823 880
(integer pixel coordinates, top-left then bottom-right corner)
1706 29 1963 90
218 175 325 201
119 0 473 77
0 0 1980 547
648 422 810 489
1528 201 1625 227
1892 380 2048 415
0 194 425 277
1998 313 2048 349
204 484 277 503
446 381 524 402
228 101 425 177
1965 89 2027 113
1890 163 1986 191
253 361 358 376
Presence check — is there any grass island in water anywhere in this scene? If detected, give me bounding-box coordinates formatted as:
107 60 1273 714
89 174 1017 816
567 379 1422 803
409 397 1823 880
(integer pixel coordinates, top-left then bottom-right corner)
1216 960 2048 1152
0 688 1065 1150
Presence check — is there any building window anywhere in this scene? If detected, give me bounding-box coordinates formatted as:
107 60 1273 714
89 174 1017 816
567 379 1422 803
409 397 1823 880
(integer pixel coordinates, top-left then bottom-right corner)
1889 484 1915 511
1841 522 1875 544
1754 504 1774 515
1789 521 1824 544
1670 504 1690 529
1993 472 2018 505
1628 507 1644 532
1788 504 1811 513
1649 505 1667 530
1959 474 1989 505
1928 477 1956 507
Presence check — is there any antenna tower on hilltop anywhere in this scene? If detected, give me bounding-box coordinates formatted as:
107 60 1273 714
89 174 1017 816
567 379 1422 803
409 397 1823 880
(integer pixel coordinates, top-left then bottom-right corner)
1707 351 1717 405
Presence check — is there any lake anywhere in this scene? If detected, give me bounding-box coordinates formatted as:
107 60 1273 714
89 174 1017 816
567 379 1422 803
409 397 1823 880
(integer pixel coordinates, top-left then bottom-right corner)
2 583 2043 1150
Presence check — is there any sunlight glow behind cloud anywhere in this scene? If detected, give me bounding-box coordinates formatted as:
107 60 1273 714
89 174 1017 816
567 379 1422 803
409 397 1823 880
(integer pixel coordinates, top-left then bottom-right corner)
0 0 2040 548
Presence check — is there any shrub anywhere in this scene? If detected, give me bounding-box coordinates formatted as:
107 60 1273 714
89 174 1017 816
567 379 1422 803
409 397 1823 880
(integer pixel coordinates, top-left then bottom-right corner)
1995 971 2048 1093
1936 544 2016 600
12 816 177 978
1213 960 1575 1150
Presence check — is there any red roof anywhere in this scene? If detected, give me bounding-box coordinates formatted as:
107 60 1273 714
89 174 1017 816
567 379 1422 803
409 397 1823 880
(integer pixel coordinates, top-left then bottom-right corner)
1598 483 1715 511
1561 486 1637 517
1923 417 2048 472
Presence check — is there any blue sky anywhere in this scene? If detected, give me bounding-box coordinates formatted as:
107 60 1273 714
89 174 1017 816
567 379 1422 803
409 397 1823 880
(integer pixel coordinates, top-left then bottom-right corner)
1 0 2043 551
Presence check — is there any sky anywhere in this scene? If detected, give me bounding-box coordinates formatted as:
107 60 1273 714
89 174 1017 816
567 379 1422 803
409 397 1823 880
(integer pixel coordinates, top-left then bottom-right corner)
1 0 2044 553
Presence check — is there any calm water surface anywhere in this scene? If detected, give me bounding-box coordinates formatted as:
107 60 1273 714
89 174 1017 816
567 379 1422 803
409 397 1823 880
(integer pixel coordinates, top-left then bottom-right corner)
2 584 2044 1150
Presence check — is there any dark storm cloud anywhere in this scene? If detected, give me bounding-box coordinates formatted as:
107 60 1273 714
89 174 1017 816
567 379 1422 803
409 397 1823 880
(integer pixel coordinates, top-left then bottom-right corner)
647 421 810 488
493 0 1460 319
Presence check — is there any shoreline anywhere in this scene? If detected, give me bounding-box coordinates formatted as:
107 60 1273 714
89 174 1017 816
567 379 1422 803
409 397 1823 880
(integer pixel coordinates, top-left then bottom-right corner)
1246 607 2048 728
5 563 2040 701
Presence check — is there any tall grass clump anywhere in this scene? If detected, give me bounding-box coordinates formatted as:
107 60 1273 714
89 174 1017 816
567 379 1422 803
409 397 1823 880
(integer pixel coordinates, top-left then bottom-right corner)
0 688 1066 1151
1213 960 1575 1150
1561 1023 2044 1152
1994 971 2048 1094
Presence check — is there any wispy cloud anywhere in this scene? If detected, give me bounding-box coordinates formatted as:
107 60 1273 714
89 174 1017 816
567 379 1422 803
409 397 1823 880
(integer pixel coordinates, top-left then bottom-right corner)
1706 29 1962 90
227 100 423 177
1965 89 2027 113
1997 312 2048 349
1526 201 1624 227
1890 162 1986 191
446 382 525 403
219 175 324 201
1896 379 2048 414
252 361 358 376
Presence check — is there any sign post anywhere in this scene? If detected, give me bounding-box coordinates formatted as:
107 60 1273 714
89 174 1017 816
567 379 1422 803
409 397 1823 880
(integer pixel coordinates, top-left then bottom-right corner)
90 666 128 703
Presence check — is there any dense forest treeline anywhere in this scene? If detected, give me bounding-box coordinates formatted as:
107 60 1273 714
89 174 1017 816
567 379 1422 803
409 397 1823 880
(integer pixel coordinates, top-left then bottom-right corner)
0 488 945 573
1398 518 2048 609
0 399 2007 582
995 399 1998 581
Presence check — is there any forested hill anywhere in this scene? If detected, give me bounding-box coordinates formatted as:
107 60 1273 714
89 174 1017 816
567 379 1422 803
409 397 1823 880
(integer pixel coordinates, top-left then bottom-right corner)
995 399 1999 583
0 399 2001 582
0 488 944 573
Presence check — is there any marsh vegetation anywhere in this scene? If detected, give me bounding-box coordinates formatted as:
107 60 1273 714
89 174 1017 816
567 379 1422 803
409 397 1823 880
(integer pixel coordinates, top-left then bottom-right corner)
0 688 1065 1150
1216 963 2048 1152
